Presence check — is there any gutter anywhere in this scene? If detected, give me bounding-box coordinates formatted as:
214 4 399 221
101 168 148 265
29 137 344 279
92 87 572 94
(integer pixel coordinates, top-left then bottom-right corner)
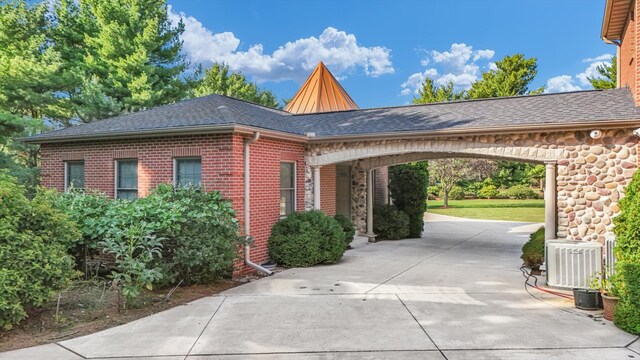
21 124 309 144
243 131 273 276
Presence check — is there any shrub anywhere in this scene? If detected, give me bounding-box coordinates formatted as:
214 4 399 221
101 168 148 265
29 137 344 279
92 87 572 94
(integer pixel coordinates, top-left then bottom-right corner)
99 223 163 308
373 205 410 240
521 227 545 270
334 214 356 248
268 210 345 267
388 163 428 237
427 185 441 198
478 184 499 199
0 172 79 329
58 185 243 286
448 185 465 200
614 170 640 335
505 184 540 199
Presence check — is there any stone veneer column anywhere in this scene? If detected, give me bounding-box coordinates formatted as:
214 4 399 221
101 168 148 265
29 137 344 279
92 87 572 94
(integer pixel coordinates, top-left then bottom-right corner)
545 161 557 240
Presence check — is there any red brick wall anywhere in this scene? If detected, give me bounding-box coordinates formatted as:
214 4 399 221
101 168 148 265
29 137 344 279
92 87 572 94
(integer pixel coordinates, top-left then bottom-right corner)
320 165 336 215
40 133 307 275
619 4 636 98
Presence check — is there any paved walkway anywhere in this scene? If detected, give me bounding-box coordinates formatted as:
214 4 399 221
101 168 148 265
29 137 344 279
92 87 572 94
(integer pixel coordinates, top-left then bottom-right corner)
3 215 638 359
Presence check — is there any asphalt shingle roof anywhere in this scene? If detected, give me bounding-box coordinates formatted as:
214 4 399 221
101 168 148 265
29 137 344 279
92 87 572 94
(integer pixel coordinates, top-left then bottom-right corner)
26 88 640 143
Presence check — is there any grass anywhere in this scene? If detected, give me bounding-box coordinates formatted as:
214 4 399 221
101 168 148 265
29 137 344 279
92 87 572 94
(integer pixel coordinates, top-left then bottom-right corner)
427 198 545 223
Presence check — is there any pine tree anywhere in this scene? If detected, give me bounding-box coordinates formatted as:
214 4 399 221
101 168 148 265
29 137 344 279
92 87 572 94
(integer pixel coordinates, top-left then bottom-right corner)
412 78 464 104
588 55 617 90
467 54 542 98
192 63 280 108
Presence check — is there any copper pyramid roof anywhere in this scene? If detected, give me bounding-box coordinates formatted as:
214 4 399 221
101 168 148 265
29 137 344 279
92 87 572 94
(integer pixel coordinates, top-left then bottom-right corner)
285 62 359 114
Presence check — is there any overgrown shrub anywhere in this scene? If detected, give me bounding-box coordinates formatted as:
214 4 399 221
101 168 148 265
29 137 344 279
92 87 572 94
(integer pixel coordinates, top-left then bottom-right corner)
505 184 540 199
58 185 244 287
373 205 410 240
521 227 545 270
99 223 163 308
478 184 499 199
614 170 640 335
334 214 356 248
0 172 79 329
269 210 345 267
388 163 428 238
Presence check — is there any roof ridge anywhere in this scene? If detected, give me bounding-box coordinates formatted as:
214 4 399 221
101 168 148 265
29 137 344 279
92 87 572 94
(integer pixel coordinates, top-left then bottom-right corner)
291 88 615 116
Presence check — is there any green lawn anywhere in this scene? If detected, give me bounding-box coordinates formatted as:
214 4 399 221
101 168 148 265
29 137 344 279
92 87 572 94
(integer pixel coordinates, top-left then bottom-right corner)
427 198 545 223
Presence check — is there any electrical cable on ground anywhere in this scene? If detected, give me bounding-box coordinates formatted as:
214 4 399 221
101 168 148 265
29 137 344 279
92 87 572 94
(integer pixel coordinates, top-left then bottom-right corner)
520 264 574 300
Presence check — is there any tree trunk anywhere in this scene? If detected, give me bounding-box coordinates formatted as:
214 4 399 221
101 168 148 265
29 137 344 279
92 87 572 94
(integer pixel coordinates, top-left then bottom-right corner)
443 191 449 207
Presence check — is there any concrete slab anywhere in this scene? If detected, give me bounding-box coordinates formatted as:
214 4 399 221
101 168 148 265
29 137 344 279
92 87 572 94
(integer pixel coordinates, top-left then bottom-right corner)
189 351 445 359
0 344 81 360
190 294 436 355
399 292 636 350
223 256 413 295
629 337 640 354
444 348 636 360
60 296 225 358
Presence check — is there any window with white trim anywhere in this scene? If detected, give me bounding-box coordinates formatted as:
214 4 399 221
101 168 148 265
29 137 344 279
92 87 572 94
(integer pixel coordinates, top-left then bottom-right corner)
116 160 138 200
175 158 202 188
280 162 296 216
65 161 84 191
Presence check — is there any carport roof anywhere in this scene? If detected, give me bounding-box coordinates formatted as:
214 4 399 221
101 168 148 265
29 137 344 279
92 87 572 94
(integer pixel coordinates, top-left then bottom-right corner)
26 88 640 143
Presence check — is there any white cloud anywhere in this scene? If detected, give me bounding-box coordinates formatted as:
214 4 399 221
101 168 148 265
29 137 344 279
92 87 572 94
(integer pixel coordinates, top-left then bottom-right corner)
400 43 495 96
168 6 394 82
545 75 583 93
576 61 609 86
582 54 613 63
488 62 498 71
544 53 614 93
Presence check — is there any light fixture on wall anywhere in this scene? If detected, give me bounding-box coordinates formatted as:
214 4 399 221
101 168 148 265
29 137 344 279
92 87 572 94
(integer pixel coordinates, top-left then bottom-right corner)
633 128 640 137
590 130 603 139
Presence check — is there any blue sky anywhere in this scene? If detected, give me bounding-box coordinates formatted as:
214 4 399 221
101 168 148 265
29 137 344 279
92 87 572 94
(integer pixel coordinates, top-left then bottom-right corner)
168 0 615 108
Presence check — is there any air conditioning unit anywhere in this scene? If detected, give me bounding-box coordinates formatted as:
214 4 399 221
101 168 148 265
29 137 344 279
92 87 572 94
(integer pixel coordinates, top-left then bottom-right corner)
546 240 602 289
605 236 616 276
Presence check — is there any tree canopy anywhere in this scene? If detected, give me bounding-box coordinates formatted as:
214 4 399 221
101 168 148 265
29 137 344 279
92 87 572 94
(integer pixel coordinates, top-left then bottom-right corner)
467 54 542 98
588 55 617 90
191 63 280 108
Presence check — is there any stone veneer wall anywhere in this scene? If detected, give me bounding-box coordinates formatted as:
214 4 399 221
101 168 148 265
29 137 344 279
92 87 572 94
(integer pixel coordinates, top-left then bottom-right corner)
305 129 639 241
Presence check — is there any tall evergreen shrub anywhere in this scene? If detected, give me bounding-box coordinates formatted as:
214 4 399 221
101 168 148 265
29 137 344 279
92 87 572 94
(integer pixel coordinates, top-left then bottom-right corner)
388 163 428 238
613 170 640 335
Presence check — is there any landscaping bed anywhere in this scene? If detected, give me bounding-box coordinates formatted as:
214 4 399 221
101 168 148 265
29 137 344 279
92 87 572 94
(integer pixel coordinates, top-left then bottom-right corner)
0 279 240 352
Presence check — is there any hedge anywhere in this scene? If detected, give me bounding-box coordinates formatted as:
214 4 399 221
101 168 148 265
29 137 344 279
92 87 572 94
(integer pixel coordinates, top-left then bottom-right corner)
373 205 410 240
268 210 345 267
388 163 428 238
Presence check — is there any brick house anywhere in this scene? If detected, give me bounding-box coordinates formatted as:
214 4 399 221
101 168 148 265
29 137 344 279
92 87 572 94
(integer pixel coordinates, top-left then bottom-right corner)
27 4 640 274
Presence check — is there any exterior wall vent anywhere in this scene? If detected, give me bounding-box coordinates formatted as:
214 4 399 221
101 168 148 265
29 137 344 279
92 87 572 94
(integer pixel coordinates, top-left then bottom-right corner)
546 240 602 289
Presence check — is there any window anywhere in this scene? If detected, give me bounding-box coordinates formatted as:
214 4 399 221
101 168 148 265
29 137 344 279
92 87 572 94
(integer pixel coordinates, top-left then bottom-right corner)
175 158 202 189
280 162 296 216
65 161 84 191
116 160 138 200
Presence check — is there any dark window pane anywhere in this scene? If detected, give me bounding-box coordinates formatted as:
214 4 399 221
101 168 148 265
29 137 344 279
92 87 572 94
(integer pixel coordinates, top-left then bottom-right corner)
280 162 294 189
67 161 84 189
176 158 202 188
280 189 294 216
117 160 138 200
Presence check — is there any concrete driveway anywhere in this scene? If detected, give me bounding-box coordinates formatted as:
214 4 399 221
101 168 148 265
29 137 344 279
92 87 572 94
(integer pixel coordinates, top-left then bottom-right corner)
4 214 638 359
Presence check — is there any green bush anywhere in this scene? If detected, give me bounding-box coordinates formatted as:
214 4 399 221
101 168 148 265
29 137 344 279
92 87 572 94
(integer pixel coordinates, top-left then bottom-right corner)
614 170 640 335
427 185 441 198
505 184 540 199
388 163 428 237
58 185 244 286
478 184 499 199
334 214 356 248
521 227 545 269
0 172 79 329
373 205 410 240
268 210 345 267
448 185 466 200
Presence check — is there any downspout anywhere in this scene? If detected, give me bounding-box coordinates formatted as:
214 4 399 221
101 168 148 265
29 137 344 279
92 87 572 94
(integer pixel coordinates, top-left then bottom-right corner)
243 132 273 275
